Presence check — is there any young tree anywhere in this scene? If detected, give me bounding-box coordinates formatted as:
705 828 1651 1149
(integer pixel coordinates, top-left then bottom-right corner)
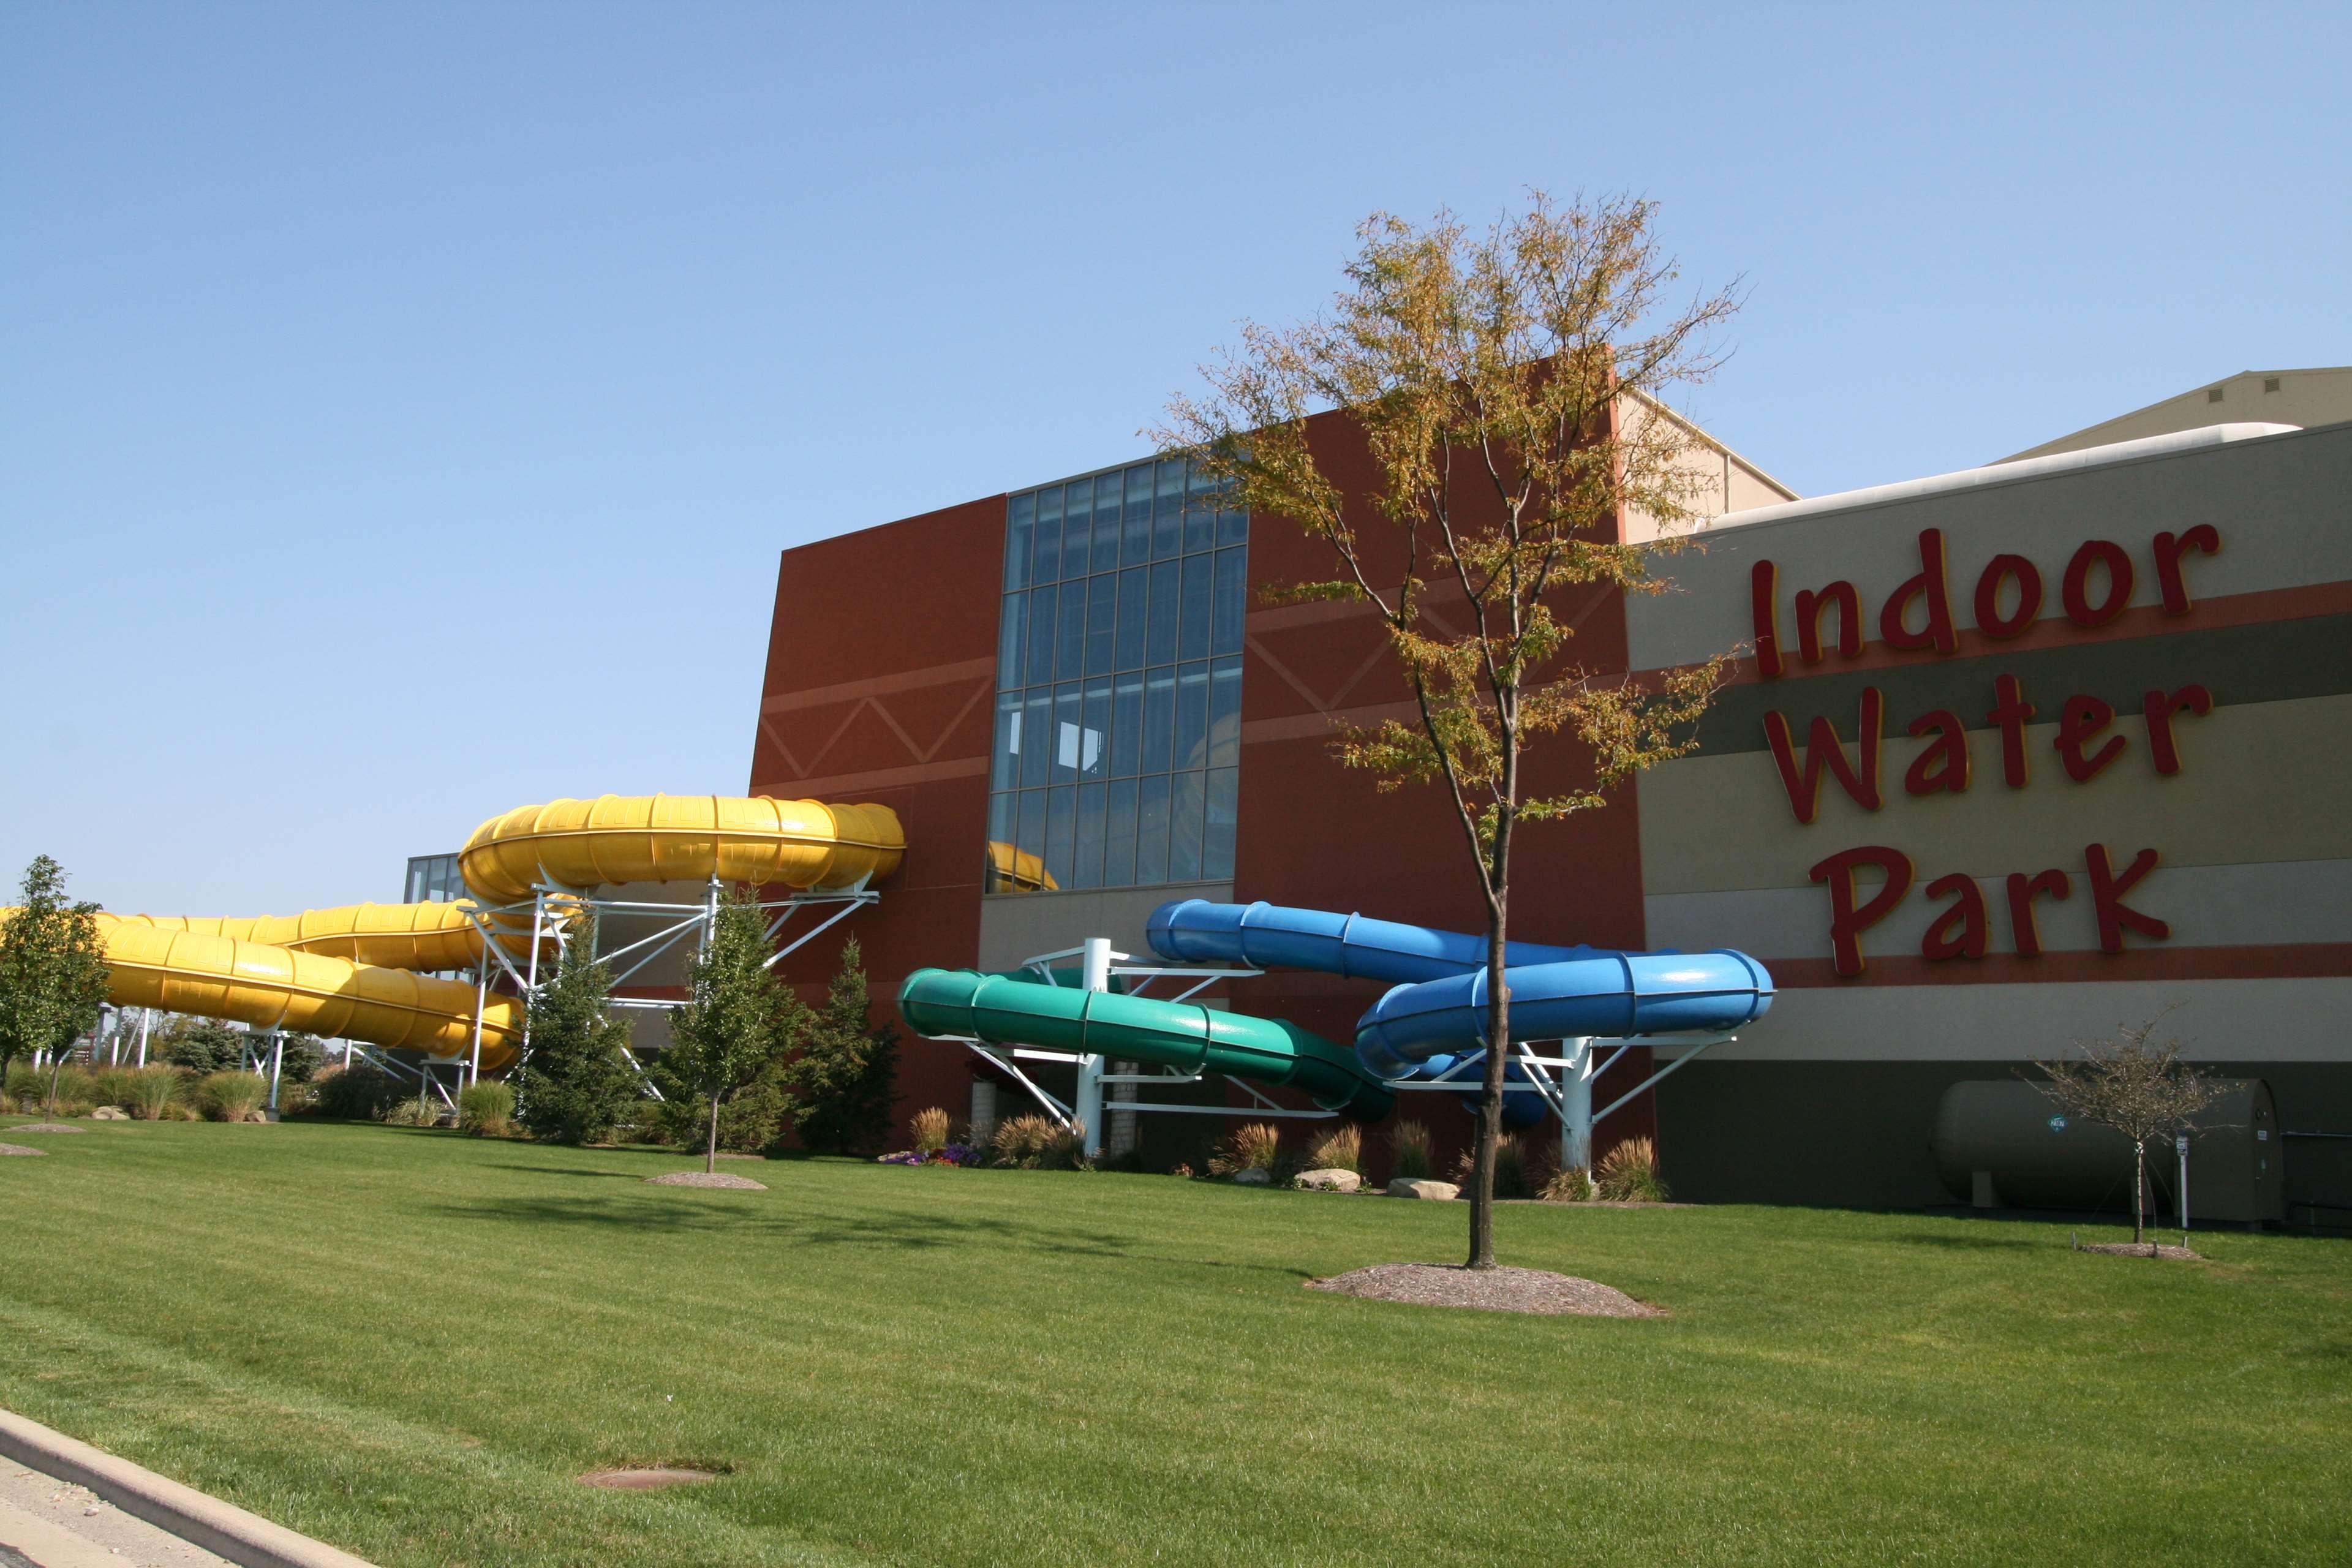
666 885 796 1174
2030 1010 2220 1248
786 938 901 1155
513 914 638 1145
0 855 113 1115
161 1017 244 1075
1159 194 1737 1268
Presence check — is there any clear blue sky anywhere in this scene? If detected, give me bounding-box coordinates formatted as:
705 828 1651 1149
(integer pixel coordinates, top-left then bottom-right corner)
5 2 2346 916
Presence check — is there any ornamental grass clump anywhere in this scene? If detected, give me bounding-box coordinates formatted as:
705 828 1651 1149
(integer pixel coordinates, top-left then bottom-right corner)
1387 1120 1433 1180
1303 1123 1362 1174
1596 1136 1669 1202
910 1106 950 1156
195 1071 269 1123
1542 1164 1595 1202
125 1066 180 1120
458 1080 516 1137
1209 1121 1282 1177
1455 1133 1539 1199
989 1114 1088 1170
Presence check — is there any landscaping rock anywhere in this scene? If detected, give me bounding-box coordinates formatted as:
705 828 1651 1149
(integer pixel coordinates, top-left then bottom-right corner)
1387 1177 1460 1200
1231 1168 1273 1185
90 1106 130 1121
1295 1168 1362 1193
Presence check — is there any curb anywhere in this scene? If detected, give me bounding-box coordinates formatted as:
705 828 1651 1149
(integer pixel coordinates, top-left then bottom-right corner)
0 1409 378 1568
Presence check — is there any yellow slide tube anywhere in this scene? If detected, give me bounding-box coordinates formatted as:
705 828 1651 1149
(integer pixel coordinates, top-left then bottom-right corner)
51 795 903 1076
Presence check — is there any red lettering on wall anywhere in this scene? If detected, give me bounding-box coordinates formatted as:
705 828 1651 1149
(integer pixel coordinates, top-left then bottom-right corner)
1763 689 1885 824
2085 844 2169 951
2153 525 2222 615
1921 873 1989 960
1902 709 1971 796
1879 529 1958 655
1987 673 2036 788
2005 869 2072 958
1972 552 2043 639
1810 845 1915 977
1751 559 1784 678
2062 539 2134 627
2143 683 2214 775
1795 580 1863 663
2055 694 2125 783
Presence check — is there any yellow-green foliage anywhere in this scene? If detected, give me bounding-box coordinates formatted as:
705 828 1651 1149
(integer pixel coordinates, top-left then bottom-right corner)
1387 1120 1433 1180
1303 1123 1362 1174
910 1106 950 1155
124 1067 181 1120
195 1071 269 1122
1209 1121 1282 1176
1542 1165 1594 1202
459 1080 516 1137
1596 1136 1669 1202
988 1114 1086 1170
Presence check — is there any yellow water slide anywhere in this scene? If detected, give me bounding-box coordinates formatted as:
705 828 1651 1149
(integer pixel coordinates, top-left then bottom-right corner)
43 796 905 1076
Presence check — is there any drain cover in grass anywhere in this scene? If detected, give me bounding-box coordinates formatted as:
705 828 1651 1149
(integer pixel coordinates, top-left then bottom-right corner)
579 1467 722 1490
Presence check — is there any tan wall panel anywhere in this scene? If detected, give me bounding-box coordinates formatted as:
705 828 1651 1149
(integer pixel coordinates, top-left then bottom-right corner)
1638 693 2352 896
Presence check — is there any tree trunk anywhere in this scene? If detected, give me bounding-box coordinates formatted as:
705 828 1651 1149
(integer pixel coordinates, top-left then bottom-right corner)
1467 902 1510 1271
46 1053 64 1116
2132 1140 2146 1246
706 1093 721 1175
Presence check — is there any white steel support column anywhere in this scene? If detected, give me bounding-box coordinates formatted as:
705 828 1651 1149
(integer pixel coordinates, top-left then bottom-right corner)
469 958 489 1087
1559 1038 1595 1172
266 1032 285 1115
1075 937 1110 1158
135 1008 151 1068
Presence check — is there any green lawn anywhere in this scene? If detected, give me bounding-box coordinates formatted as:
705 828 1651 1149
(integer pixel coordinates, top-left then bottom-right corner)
0 1118 2345 1566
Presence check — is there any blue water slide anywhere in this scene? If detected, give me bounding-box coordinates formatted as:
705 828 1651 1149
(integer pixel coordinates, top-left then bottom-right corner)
1147 898 1773 1091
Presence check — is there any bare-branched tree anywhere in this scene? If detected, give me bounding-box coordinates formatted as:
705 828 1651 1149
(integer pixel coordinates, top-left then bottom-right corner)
1158 192 1740 1268
2030 1008 2220 1248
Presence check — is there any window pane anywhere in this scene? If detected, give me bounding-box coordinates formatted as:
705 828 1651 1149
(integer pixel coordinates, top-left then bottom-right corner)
1046 786 1077 891
1169 770 1206 881
1080 678 1112 780
1140 666 1176 775
1216 491 1247 549
1032 487 1063 582
1146 559 1180 666
1090 472 1123 573
1179 553 1213 660
986 791 1018 891
1025 583 1057 686
1184 463 1216 553
1205 767 1238 878
1085 573 1116 675
1056 583 1086 678
1104 777 1138 887
992 688 1023 789
1074 781 1107 890
1020 689 1052 786
1017 787 1047 862
1208 655 1242 768
1135 774 1171 885
1212 548 1245 654
1175 661 1210 771
1005 492 1035 592
1065 476 1093 570
1114 567 1148 670
1152 460 1185 557
1052 683 1082 783
1110 671 1144 777
997 592 1027 689
1122 466 1154 566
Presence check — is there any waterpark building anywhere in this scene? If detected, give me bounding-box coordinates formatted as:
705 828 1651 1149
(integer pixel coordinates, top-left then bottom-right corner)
751 371 2352 1223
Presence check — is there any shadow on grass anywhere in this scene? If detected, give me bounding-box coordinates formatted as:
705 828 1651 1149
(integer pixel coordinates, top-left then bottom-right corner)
1896 1231 2049 1252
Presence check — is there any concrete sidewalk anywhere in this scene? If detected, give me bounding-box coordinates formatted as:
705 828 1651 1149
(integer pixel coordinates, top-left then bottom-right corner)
0 1460 235 1568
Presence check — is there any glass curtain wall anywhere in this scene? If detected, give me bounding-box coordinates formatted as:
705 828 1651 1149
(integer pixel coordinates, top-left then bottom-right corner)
987 457 1245 894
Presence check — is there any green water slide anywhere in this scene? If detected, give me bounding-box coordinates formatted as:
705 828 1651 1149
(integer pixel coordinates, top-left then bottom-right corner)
897 968 1396 1119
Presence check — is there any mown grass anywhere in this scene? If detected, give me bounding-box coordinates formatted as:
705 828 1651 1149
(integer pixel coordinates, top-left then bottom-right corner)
0 1117 2345 1566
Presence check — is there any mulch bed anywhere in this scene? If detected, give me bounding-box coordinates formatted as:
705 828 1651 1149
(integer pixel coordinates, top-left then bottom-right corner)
2078 1242 2202 1261
646 1172 768 1190
1306 1262 1660 1317
0 1144 48 1157
7 1124 86 1134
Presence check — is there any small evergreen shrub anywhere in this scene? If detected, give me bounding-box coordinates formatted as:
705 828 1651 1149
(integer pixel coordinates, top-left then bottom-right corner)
1596 1136 1669 1202
458 1080 516 1137
1303 1123 1362 1174
910 1106 950 1156
195 1071 269 1122
309 1065 409 1121
161 1019 244 1076
1208 1121 1282 1177
1387 1120 1433 1180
